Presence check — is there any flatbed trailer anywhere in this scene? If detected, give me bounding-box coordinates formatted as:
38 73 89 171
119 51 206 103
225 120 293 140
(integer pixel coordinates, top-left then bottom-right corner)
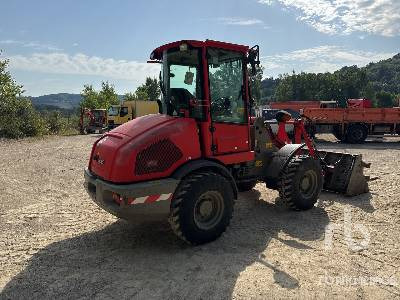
303 107 400 143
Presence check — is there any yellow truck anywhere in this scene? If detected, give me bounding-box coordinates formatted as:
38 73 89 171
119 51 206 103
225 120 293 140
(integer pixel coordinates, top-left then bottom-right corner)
107 100 159 129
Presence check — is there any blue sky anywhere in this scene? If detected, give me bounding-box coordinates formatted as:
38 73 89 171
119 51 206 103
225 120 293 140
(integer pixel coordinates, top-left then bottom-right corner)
1 0 399 96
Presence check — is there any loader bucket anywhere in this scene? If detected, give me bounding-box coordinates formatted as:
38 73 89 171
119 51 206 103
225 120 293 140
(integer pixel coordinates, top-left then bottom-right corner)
317 151 371 196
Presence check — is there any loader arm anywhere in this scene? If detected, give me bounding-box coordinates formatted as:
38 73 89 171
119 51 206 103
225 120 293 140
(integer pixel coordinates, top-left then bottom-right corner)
259 117 371 197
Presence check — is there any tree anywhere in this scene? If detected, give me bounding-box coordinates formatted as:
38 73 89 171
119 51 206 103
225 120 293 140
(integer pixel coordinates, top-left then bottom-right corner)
132 77 160 101
98 81 119 108
80 84 99 109
0 53 44 138
376 91 395 108
260 77 280 103
249 66 263 105
264 53 400 104
135 85 149 100
144 77 161 100
123 92 136 102
80 81 119 109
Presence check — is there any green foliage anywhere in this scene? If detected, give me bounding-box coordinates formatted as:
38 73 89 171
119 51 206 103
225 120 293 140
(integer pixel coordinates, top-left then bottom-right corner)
261 53 400 108
130 77 160 100
249 66 263 105
365 54 400 95
123 92 136 102
80 81 119 109
375 91 395 108
123 77 161 101
135 85 149 100
273 67 368 103
0 55 45 138
80 85 99 109
144 77 161 100
98 81 119 107
46 111 63 133
260 77 280 104
39 110 80 135
0 52 80 138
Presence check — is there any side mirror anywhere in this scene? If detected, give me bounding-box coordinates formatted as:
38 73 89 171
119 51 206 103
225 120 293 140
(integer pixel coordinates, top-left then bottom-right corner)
248 45 260 75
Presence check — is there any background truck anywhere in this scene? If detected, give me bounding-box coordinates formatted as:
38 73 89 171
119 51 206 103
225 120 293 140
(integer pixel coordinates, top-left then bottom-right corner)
79 108 107 134
107 100 159 129
268 99 400 143
304 105 400 143
270 100 337 110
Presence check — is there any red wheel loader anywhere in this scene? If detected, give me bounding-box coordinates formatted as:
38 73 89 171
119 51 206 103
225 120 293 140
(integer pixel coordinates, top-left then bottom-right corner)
84 40 371 245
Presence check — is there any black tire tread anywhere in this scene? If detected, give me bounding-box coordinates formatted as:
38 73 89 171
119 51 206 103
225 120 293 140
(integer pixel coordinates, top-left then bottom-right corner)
346 124 368 144
169 171 234 244
278 155 322 211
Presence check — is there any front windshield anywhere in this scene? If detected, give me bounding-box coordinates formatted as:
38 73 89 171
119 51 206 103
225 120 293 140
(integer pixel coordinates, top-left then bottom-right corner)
161 47 203 117
108 106 119 116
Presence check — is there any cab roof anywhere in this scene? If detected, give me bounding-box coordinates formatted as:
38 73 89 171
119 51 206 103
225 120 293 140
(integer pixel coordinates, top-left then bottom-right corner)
150 40 249 60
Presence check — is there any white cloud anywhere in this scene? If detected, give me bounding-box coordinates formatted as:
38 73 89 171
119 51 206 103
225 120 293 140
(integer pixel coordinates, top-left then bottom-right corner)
218 17 264 26
262 46 395 77
258 0 400 36
0 39 62 51
6 52 161 82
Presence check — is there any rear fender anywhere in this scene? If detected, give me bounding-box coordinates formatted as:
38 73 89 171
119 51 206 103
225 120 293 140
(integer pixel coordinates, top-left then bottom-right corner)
172 159 238 199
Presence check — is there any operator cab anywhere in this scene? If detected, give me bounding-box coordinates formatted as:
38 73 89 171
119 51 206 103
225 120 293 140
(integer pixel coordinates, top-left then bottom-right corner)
155 42 252 122
150 40 260 158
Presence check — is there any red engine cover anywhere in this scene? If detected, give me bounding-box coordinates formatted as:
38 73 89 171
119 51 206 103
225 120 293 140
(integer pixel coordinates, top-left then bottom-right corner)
89 114 201 183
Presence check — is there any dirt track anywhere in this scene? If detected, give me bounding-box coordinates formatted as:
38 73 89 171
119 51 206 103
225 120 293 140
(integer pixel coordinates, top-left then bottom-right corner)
0 134 399 299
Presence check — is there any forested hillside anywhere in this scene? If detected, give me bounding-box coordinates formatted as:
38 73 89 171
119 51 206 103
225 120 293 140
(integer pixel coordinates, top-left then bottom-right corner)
30 93 82 110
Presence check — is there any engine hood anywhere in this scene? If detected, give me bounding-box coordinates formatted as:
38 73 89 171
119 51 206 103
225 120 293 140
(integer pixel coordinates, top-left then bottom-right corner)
110 114 176 138
89 114 202 183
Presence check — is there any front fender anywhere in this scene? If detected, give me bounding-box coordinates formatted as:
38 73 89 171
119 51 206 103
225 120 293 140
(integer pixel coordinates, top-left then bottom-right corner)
172 159 238 199
264 144 306 180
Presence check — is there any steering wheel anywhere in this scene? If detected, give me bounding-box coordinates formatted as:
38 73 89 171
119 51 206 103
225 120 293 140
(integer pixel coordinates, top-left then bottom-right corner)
211 97 232 115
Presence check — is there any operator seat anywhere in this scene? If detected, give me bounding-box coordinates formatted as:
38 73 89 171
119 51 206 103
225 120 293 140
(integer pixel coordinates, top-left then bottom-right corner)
170 88 194 112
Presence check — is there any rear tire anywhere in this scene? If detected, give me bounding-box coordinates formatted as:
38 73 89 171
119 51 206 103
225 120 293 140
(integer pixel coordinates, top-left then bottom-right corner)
278 155 323 210
169 171 234 245
237 180 257 192
346 124 368 144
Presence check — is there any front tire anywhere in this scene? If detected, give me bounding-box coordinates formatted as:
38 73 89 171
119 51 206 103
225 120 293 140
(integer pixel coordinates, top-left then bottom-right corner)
278 155 323 210
169 171 234 245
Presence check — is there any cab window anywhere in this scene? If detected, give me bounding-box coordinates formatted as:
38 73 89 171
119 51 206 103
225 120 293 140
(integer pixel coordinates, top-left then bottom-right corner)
208 48 246 124
120 107 128 117
162 48 203 119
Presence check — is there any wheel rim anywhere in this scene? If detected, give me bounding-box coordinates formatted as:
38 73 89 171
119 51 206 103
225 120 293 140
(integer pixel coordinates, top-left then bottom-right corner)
193 191 224 230
299 170 318 199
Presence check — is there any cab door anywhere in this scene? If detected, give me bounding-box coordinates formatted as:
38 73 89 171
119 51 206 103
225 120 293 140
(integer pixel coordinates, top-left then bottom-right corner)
208 48 250 155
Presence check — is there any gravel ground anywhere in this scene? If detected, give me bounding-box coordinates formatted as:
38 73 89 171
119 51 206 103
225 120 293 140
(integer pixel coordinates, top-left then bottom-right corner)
0 134 399 299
